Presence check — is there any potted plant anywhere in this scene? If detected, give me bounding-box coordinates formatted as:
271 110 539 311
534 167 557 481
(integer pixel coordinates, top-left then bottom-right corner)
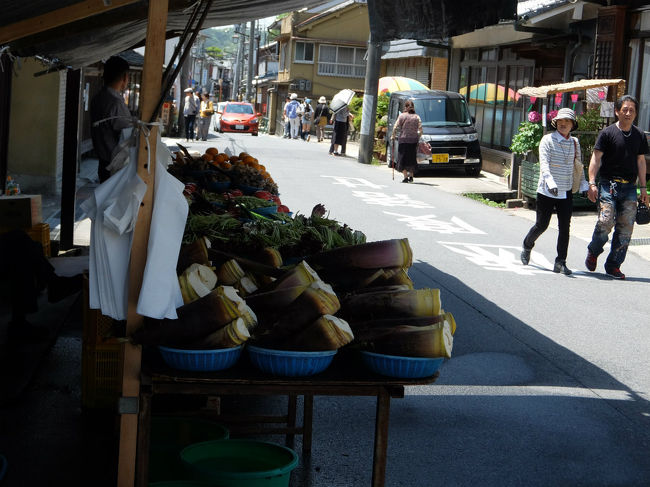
510 111 544 161
510 111 544 199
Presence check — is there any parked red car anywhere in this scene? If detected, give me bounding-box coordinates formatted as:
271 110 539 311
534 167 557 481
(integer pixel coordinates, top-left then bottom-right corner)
218 102 260 136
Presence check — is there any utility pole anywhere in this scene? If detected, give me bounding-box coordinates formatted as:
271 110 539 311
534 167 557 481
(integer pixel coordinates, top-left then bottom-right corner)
233 23 246 101
178 50 191 136
246 20 255 102
358 35 383 165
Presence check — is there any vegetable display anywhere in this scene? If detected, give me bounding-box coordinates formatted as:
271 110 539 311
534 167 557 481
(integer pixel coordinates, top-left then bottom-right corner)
141 145 457 377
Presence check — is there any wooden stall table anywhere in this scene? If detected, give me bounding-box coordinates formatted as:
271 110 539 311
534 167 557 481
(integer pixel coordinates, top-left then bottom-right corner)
136 349 439 487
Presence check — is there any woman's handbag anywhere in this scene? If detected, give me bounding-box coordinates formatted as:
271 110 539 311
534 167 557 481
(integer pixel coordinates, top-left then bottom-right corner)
571 139 583 193
636 199 650 225
416 139 432 161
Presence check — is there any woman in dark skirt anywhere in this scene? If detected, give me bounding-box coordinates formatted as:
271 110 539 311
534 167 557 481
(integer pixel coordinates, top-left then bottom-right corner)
391 100 422 182
329 105 353 156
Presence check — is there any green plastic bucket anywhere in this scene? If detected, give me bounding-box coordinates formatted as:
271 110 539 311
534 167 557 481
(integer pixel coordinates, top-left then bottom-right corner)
149 417 229 483
180 439 299 487
150 482 211 487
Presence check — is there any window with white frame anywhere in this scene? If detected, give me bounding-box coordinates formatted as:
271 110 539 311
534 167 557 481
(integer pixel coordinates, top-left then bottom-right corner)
295 42 314 63
318 45 367 77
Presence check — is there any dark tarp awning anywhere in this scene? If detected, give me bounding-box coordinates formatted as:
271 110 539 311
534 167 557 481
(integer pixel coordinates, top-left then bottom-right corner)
368 0 517 42
0 0 327 68
1 0 517 68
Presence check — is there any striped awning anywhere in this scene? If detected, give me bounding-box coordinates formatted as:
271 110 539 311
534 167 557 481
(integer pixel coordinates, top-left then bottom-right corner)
517 79 626 99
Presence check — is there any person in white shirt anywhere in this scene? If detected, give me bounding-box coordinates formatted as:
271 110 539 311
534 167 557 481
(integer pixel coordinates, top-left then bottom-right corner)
285 93 302 139
520 108 589 275
183 87 198 142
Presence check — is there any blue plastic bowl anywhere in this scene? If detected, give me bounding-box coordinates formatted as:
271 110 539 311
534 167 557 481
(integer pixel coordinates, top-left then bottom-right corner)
360 351 444 378
247 346 336 377
205 180 231 193
237 184 265 195
251 205 277 215
158 345 243 372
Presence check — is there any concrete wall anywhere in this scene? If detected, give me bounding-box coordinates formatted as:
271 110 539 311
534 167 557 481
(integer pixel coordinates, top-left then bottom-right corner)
300 4 369 43
290 4 370 99
8 58 63 196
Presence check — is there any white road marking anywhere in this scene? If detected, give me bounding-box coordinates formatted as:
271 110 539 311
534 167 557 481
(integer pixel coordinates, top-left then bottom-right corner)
352 192 436 208
437 242 554 274
320 175 386 189
385 213 485 234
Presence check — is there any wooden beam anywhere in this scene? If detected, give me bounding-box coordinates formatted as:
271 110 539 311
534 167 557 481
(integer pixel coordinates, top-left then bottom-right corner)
0 0 141 44
116 1 168 486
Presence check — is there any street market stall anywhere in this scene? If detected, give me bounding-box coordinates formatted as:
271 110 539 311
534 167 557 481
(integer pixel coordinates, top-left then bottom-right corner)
0 1 516 485
127 143 456 485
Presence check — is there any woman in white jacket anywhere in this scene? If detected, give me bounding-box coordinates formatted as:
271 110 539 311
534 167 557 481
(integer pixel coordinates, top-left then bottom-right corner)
520 108 589 275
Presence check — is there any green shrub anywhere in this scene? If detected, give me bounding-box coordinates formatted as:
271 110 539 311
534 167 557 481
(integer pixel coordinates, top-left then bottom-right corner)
348 94 390 133
510 121 544 157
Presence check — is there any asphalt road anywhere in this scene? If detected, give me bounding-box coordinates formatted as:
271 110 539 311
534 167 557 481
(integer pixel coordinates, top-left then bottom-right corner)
176 131 650 486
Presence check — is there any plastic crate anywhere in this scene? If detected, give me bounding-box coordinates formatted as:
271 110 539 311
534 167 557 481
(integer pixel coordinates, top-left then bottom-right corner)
82 273 115 345
81 339 123 409
25 222 50 257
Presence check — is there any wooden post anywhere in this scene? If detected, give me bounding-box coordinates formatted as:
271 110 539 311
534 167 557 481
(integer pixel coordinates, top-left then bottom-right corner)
116 1 168 486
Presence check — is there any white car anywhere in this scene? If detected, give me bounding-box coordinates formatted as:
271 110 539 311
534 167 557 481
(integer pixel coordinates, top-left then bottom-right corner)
212 102 227 132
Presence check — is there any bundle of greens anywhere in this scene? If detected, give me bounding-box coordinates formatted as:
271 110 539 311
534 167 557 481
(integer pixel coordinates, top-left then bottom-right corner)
182 205 366 261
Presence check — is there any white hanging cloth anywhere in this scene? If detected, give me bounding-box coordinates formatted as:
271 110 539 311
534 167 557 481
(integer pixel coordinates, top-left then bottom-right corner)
82 122 188 320
136 136 187 319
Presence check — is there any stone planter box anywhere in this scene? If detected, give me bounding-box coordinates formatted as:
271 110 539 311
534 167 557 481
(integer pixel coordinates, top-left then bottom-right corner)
521 159 596 209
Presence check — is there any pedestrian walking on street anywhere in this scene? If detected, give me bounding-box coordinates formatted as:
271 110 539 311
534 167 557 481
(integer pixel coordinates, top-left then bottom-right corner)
390 99 422 183
329 105 353 156
314 96 330 142
286 93 302 139
197 92 214 141
282 96 291 138
183 87 198 142
520 108 588 275
584 95 649 279
301 98 313 141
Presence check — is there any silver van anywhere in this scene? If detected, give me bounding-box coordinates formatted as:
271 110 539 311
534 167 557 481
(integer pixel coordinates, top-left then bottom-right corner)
386 90 482 176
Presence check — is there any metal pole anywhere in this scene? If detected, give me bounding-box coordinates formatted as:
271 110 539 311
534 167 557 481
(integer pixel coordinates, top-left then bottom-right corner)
358 35 383 165
0 53 13 195
178 53 190 134
60 68 80 251
246 20 255 101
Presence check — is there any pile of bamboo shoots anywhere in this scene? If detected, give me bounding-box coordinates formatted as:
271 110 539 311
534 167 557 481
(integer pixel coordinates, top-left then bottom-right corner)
134 237 455 364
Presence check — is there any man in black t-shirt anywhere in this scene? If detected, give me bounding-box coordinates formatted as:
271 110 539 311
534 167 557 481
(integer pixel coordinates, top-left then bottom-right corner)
90 56 132 183
585 95 649 279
